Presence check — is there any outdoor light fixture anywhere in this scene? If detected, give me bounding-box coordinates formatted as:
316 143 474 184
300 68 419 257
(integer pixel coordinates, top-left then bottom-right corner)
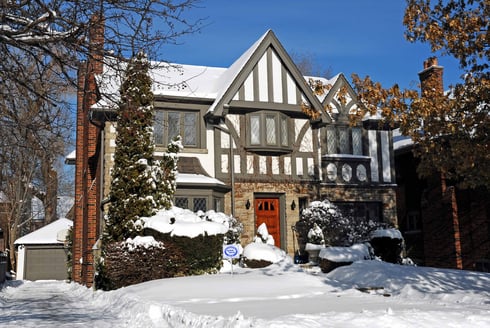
245 199 251 210
291 200 296 210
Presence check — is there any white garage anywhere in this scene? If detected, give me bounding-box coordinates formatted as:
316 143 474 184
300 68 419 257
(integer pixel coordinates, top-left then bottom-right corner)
15 218 72 280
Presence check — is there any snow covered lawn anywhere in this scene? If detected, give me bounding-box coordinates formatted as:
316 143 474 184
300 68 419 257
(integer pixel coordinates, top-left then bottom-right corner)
1 259 489 327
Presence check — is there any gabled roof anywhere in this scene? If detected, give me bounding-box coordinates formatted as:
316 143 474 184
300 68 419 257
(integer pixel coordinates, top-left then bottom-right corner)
14 218 73 245
321 73 359 114
207 30 325 122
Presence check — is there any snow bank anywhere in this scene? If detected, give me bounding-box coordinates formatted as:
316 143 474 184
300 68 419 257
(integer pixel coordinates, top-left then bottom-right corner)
242 243 286 263
143 207 228 238
327 260 490 305
319 244 371 262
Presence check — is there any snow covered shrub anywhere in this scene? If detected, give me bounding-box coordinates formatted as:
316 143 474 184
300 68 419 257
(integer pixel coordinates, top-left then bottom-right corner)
307 223 325 245
95 236 189 291
141 207 236 275
296 199 382 248
144 228 224 275
242 223 284 268
253 222 275 245
197 210 243 245
369 228 404 264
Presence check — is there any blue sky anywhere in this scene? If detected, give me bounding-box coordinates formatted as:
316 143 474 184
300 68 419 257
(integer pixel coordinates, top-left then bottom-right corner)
161 0 463 91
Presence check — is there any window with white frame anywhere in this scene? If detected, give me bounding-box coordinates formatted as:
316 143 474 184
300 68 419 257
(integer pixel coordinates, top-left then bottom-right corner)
247 111 291 151
154 110 199 147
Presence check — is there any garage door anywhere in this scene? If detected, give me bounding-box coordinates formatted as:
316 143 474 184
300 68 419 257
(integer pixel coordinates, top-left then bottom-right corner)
25 245 67 280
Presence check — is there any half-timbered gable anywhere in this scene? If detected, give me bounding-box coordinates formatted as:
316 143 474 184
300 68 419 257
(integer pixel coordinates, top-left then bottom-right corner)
204 30 326 187
317 74 397 226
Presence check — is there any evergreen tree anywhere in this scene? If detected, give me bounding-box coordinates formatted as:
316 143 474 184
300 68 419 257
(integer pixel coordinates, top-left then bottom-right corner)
104 52 180 242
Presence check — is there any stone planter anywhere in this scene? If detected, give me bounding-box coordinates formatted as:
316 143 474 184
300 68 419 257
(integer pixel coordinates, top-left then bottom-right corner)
305 243 324 265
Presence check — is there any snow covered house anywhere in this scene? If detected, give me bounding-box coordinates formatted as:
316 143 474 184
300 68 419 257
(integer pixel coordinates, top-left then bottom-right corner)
70 27 398 286
14 218 72 280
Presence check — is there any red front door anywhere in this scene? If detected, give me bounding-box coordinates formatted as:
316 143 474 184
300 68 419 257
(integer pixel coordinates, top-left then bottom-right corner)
255 198 281 248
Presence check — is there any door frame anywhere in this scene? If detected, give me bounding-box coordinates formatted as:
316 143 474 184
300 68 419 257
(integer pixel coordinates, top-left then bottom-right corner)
253 193 286 250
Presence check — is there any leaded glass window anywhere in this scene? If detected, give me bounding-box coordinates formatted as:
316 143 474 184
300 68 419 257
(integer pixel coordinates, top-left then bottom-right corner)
153 110 199 147
250 115 261 145
339 127 349 153
266 115 276 144
175 197 188 209
281 116 288 146
247 112 291 151
352 128 362 155
184 113 197 146
193 198 207 212
326 126 336 154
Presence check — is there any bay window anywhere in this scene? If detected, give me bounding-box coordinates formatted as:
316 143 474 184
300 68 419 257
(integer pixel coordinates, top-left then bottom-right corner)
247 111 291 152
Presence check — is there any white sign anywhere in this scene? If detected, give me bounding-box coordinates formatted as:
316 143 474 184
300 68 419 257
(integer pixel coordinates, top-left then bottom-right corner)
223 244 240 259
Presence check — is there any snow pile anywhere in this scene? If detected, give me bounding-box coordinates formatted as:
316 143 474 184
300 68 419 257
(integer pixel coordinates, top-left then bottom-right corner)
327 260 490 305
142 207 229 238
319 243 371 262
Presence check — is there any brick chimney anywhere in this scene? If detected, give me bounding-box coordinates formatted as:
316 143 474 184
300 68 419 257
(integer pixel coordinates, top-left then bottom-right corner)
418 57 444 96
73 13 105 287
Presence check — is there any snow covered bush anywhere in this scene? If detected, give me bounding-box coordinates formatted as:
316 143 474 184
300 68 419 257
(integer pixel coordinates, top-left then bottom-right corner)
196 210 243 245
95 236 189 290
242 223 285 268
369 228 404 264
296 199 382 248
307 223 325 245
253 222 275 245
143 207 240 275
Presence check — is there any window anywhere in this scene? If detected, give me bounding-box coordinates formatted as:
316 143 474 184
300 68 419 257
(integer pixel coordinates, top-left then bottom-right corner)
175 196 224 212
326 125 363 155
154 110 199 147
247 112 291 152
334 202 382 223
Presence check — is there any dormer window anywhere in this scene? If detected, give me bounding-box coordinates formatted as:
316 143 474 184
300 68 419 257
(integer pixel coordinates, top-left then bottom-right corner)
247 111 291 153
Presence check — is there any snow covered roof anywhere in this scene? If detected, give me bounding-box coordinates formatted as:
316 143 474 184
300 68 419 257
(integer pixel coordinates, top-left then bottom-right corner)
393 128 414 151
206 30 270 114
14 218 73 245
65 150 76 165
91 30 331 117
176 173 226 186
